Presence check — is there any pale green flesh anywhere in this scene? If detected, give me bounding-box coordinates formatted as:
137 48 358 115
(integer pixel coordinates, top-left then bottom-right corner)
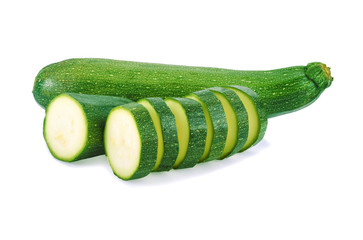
138 99 163 171
44 94 87 161
104 108 141 180
186 95 213 162
164 99 189 168
228 88 260 151
211 92 237 159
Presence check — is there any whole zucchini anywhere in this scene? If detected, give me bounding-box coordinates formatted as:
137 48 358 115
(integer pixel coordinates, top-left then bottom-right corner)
33 58 333 118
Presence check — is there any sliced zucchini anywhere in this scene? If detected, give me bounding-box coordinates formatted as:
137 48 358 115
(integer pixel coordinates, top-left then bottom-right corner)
43 93 132 162
185 89 228 162
104 102 158 180
209 87 249 159
165 97 207 169
227 85 268 150
138 97 179 171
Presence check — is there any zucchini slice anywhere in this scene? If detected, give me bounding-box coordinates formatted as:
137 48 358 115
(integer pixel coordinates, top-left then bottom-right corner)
165 97 207 169
43 93 132 162
185 89 228 162
227 85 268 150
104 102 158 180
209 87 249 159
138 97 179 171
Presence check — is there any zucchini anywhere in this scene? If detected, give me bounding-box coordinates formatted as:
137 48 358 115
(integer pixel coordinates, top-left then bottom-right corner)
164 98 207 169
226 86 268 151
43 93 132 162
137 97 179 171
104 102 158 180
185 89 228 162
33 59 333 117
209 87 249 158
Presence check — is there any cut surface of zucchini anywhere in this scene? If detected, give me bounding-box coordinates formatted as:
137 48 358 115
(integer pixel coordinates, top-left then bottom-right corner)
104 103 158 180
44 94 87 161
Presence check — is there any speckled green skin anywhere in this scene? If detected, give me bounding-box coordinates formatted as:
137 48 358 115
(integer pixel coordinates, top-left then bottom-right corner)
186 89 228 162
166 98 207 169
209 87 249 159
139 97 179 172
44 93 132 162
227 86 268 150
33 59 333 118
106 102 158 180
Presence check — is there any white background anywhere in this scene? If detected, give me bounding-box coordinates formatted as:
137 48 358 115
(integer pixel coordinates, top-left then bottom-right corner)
1 0 362 239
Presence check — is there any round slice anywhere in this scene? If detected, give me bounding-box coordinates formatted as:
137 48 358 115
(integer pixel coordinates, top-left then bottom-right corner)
227 85 268 150
209 87 249 159
165 97 207 169
138 97 179 171
104 102 158 180
185 89 228 162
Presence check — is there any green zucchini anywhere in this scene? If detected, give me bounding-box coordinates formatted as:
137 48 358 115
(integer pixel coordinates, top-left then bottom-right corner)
185 89 228 162
137 97 179 171
104 102 158 180
209 87 249 158
43 93 132 162
164 97 207 169
33 58 333 117
226 86 268 151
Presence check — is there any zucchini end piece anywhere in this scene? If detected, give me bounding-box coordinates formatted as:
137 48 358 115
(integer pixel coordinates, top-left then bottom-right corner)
43 94 88 162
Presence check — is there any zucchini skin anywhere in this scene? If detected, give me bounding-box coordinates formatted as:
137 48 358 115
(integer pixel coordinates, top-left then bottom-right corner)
167 97 208 169
33 59 333 118
44 93 132 161
227 85 268 150
139 97 179 172
209 87 249 158
186 89 228 162
106 102 158 180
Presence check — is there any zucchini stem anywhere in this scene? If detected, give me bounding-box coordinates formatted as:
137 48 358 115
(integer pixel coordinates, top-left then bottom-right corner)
306 62 333 91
